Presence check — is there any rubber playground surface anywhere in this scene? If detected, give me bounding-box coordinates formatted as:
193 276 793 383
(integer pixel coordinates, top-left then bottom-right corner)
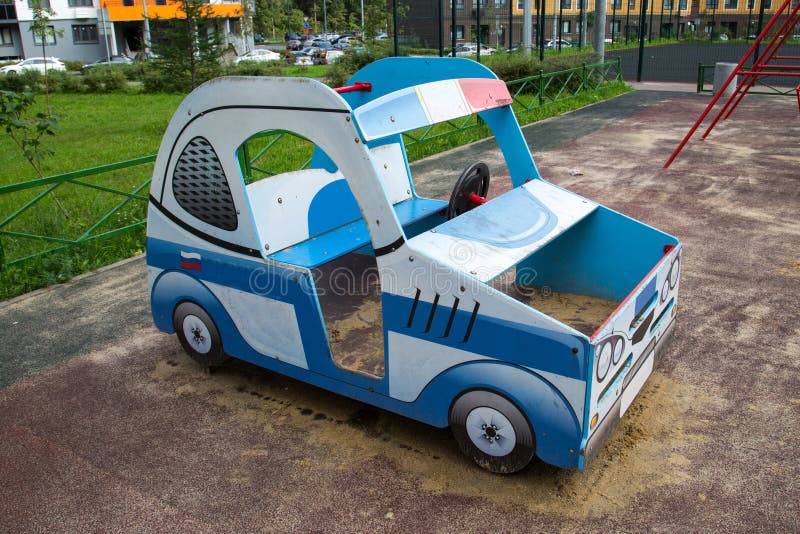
1 89 798 531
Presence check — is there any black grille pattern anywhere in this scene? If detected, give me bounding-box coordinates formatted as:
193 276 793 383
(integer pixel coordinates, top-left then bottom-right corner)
172 137 238 231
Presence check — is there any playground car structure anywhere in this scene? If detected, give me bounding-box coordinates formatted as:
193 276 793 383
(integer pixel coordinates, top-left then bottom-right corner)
146 57 682 473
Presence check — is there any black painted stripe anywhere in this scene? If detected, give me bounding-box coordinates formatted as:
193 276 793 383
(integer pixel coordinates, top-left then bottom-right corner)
424 293 440 333
373 236 405 257
406 288 421 328
462 301 480 343
149 195 262 259
443 297 460 338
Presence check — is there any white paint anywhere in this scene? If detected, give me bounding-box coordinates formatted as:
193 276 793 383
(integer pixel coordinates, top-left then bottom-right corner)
246 168 345 253
416 79 470 124
620 350 654 415
388 331 490 402
407 180 598 282
180 251 202 260
205 281 308 369
368 143 413 205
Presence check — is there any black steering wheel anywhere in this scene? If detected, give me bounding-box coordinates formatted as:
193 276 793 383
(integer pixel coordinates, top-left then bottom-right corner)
447 162 491 220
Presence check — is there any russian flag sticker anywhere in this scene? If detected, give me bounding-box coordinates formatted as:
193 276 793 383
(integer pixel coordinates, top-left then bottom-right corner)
179 251 202 270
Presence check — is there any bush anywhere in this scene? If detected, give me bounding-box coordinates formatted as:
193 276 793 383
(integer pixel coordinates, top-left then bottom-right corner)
47 70 86 93
63 60 84 72
225 61 285 77
325 46 391 87
83 67 127 92
0 70 42 92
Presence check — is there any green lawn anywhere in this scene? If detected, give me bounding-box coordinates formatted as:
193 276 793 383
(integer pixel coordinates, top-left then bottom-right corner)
0 92 183 185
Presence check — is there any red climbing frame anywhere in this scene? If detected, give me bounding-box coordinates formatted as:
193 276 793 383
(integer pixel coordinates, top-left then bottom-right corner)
665 0 800 168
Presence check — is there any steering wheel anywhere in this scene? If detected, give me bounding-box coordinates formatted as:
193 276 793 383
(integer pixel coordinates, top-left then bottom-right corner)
447 162 491 220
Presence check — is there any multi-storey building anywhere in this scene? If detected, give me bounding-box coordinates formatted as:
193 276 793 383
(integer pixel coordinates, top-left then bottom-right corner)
397 0 790 49
1 0 249 61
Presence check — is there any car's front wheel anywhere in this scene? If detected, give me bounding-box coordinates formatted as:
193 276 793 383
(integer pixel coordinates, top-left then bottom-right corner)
450 390 535 474
173 302 229 367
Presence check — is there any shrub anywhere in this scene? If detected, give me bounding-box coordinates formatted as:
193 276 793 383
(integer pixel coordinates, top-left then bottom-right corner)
63 60 84 72
83 67 127 92
225 61 285 77
47 70 86 93
325 46 391 87
0 70 42 92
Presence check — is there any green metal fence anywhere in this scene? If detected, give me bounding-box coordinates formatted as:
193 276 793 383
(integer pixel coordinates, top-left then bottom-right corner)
696 63 798 95
0 60 624 271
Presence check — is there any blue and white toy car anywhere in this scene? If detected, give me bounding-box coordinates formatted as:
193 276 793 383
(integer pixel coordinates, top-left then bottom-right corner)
147 57 681 473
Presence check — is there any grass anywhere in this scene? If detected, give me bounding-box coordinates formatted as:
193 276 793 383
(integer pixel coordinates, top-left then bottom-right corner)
0 76 630 300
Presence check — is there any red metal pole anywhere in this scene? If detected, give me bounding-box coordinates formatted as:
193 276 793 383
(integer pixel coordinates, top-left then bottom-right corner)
663 0 794 168
715 9 800 125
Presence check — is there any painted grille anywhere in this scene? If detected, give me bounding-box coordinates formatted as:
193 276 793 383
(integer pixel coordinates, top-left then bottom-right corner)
172 137 238 231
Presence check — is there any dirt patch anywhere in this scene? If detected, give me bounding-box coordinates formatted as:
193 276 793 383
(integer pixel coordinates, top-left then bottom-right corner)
150 331 709 517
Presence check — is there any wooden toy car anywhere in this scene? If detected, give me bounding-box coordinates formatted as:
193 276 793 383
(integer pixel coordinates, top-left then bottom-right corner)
146 57 681 473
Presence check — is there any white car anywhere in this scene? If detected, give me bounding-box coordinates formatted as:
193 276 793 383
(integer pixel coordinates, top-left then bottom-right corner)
545 39 572 49
0 57 66 75
234 49 282 65
454 44 495 56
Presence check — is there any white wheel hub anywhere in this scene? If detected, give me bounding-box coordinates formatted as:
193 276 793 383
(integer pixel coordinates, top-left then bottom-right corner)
182 314 212 354
466 406 517 457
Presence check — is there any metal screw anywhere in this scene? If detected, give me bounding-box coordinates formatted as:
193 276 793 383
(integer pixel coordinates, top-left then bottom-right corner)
277 197 283 204
354 138 360 143
389 115 395 122
264 244 270 251
346 116 351 121
384 163 389 169
408 256 414 262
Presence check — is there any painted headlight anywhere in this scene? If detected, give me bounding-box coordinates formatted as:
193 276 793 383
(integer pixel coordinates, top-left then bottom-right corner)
597 342 612 382
612 337 624 364
661 252 681 303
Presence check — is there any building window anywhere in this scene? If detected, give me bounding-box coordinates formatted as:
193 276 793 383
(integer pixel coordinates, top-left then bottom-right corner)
628 0 636 8
763 0 772 8
122 0 134 6
67 0 93 6
227 17 240 34
32 25 56 45
724 0 737 7
494 0 506 6
679 0 687 8
610 19 621 33
747 0 754 7
706 0 718 7
27 0 51 8
561 0 571 8
0 27 12 46
72 24 98 43
517 0 524 9
611 0 622 8
456 0 465 9
561 20 571 32
155 0 166 4
454 24 464 39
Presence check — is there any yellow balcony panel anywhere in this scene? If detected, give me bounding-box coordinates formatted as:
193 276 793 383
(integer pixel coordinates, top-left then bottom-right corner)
105 2 242 21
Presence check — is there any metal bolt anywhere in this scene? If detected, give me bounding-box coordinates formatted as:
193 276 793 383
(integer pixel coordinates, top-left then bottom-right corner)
264 244 270 251
406 189 411 195
384 163 389 169
346 116 351 121
354 138 360 143
277 197 283 204
389 115 395 122
408 256 414 262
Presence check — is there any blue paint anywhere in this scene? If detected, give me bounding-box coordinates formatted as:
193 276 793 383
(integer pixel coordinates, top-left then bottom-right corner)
635 276 658 317
435 186 558 248
307 179 362 238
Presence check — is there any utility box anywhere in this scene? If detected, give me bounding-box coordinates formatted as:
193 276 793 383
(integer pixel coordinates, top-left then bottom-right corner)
713 62 739 96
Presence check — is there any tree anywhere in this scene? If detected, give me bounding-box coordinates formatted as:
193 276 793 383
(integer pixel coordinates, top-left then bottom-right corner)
149 0 226 91
28 0 60 106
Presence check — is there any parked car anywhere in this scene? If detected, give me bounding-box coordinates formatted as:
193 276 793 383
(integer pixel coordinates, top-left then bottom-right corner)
375 31 389 40
293 53 314 66
545 39 572 49
285 31 302 41
286 39 303 51
454 43 495 56
81 55 133 72
234 48 282 65
311 39 332 49
1 57 66 75
313 49 344 65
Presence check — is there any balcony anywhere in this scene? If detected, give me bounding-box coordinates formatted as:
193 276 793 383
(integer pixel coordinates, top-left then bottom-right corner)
103 0 242 21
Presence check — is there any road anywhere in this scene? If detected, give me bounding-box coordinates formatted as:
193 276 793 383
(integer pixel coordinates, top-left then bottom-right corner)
2 88 799 530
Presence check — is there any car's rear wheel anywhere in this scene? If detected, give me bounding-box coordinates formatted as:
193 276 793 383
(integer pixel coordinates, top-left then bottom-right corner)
450 390 535 474
173 302 229 367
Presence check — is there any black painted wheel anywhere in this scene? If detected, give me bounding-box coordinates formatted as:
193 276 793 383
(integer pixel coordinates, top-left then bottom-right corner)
173 302 229 367
447 161 490 219
450 390 535 474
